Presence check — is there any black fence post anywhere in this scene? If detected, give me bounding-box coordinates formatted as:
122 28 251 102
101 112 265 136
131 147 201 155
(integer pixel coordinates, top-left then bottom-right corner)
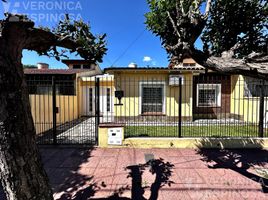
259 80 265 137
178 77 182 138
52 76 57 145
95 77 100 144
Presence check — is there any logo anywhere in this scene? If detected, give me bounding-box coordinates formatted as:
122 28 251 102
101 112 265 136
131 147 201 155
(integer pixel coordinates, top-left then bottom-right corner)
2 1 83 23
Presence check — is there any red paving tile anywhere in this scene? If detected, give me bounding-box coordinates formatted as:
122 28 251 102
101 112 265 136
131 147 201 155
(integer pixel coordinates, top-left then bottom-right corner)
175 168 205 184
77 167 96 177
238 189 268 200
36 147 268 199
142 169 157 184
160 189 192 200
184 156 210 169
168 156 192 169
93 167 115 185
187 189 219 200
102 148 120 157
112 172 131 185
80 156 100 168
98 156 118 168
90 148 105 157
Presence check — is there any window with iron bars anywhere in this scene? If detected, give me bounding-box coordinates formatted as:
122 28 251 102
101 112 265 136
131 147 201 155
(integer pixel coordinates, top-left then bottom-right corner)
141 83 164 114
26 75 76 96
197 84 221 107
244 76 268 97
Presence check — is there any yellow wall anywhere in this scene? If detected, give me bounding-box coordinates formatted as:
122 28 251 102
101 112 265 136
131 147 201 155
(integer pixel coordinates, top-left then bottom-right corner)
98 126 268 149
112 72 193 118
29 76 115 135
231 75 267 123
29 94 78 134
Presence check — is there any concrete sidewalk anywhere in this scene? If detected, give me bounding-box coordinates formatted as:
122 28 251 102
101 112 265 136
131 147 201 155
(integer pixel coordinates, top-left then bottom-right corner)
38 147 268 200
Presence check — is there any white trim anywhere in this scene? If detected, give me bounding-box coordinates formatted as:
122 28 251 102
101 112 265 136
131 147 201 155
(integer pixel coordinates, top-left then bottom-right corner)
139 81 166 115
196 84 221 107
81 74 114 81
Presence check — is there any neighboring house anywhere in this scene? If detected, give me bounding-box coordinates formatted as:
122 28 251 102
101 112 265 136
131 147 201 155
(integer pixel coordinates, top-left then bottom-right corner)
24 60 110 134
231 75 268 125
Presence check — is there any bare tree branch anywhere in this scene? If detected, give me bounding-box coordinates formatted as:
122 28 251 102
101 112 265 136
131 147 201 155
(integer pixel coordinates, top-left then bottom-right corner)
204 0 212 18
165 42 181 51
175 0 180 16
167 11 181 38
221 42 243 58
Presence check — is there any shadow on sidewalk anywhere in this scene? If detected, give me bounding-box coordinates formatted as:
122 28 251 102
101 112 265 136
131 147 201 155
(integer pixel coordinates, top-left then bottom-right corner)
196 138 268 193
75 158 174 200
41 146 99 200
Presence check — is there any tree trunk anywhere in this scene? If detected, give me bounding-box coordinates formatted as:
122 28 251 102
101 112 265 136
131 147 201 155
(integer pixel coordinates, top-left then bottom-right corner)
0 43 53 199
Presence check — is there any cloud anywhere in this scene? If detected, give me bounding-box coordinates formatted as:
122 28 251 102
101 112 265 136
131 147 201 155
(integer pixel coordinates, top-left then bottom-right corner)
143 56 152 62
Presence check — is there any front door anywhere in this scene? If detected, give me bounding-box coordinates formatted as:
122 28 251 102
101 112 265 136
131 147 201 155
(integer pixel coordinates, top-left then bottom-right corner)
99 87 114 122
82 86 113 122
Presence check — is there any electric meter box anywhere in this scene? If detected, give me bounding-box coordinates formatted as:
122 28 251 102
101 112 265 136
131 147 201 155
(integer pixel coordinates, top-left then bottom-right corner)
108 128 123 145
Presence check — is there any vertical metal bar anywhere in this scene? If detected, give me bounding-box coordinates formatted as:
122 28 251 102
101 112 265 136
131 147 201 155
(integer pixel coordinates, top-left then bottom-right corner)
178 77 182 138
95 77 100 144
259 79 265 137
52 76 57 145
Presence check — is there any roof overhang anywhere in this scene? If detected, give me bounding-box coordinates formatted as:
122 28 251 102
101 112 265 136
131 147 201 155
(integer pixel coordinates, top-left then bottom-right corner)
104 68 204 74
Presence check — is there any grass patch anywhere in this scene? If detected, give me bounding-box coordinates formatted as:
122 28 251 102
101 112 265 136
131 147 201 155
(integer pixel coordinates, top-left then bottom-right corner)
125 125 260 137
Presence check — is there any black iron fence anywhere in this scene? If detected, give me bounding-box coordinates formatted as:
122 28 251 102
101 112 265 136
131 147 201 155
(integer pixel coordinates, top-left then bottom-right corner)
26 72 268 143
26 75 98 145
109 73 268 138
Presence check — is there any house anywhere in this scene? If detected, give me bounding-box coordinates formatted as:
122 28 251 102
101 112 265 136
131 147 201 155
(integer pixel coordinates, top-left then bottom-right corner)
104 58 268 126
104 58 232 122
24 58 268 143
24 60 110 135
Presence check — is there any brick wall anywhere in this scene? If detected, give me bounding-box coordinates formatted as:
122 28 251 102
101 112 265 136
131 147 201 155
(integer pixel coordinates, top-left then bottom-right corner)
193 73 231 119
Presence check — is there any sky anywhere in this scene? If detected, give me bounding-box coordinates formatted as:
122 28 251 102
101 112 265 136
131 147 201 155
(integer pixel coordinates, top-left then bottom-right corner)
0 0 203 69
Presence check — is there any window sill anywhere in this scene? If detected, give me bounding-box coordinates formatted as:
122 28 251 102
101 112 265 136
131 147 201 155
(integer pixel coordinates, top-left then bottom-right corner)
197 106 221 108
242 97 268 99
140 112 166 116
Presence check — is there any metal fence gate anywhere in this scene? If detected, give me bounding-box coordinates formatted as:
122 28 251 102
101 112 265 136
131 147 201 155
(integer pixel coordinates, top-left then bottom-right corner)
27 72 268 143
27 75 100 145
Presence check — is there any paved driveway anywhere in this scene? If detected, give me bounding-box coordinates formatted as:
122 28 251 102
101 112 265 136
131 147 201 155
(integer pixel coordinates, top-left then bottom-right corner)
56 118 96 144
37 147 268 200
37 117 96 145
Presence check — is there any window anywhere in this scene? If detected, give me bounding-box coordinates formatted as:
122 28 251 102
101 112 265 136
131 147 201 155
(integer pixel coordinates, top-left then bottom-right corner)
107 88 111 112
197 84 221 107
73 64 81 69
140 83 165 114
36 86 53 94
244 77 268 97
26 75 76 96
83 64 91 69
89 88 93 112
183 63 196 67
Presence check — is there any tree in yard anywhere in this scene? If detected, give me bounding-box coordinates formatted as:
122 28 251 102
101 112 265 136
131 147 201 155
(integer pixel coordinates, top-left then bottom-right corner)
145 0 268 79
202 0 267 58
0 13 107 200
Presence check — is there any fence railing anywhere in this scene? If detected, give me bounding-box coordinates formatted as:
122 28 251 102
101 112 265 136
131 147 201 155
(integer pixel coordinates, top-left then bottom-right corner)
26 73 268 143
108 73 268 138
26 75 97 145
